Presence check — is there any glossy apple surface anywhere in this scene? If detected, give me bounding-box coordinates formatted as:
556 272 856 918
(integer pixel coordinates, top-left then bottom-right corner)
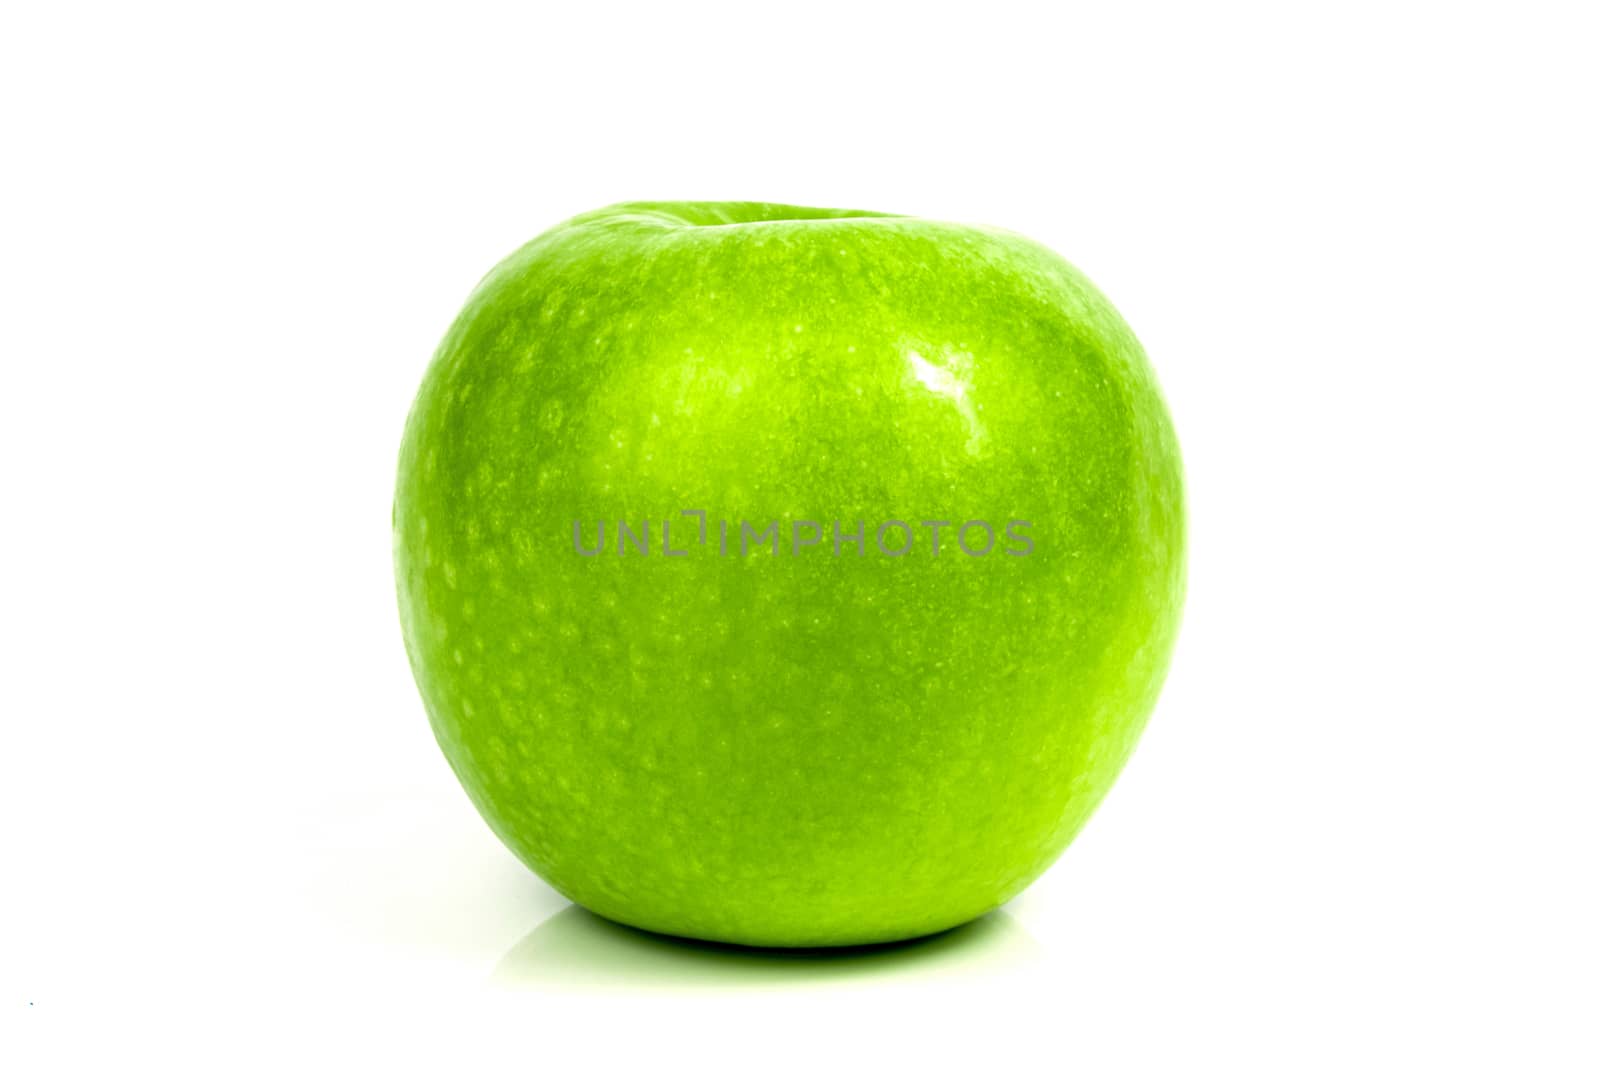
394 201 1185 946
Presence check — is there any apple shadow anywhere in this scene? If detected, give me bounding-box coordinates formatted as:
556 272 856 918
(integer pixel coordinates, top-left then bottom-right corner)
491 904 1037 990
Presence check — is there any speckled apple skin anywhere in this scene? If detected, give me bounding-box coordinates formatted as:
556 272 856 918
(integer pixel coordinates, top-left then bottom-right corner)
394 202 1185 947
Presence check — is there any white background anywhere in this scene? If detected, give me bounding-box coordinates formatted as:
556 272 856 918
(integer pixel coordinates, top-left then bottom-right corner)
4 2 1597 1062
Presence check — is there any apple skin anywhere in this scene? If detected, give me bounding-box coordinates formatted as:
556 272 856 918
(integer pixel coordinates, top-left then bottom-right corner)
394 202 1184 947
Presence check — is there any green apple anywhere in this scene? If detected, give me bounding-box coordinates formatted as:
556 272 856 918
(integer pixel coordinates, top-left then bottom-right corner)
394 201 1185 947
